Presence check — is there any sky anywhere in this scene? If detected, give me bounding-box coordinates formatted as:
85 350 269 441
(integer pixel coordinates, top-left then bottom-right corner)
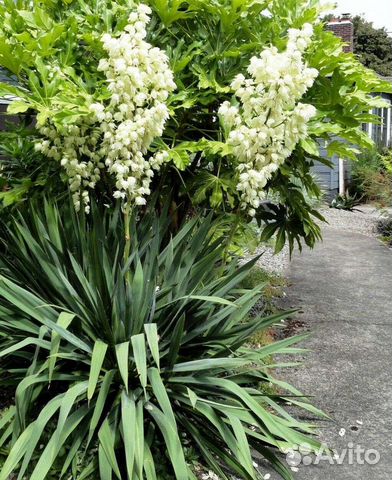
323 0 392 33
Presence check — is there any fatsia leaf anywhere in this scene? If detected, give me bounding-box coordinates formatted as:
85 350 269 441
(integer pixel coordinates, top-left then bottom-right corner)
7 100 31 114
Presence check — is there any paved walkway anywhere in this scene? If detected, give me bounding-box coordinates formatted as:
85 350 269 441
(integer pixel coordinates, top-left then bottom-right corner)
273 228 392 479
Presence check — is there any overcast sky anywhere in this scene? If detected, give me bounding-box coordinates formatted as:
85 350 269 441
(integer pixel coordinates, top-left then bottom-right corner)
323 0 392 33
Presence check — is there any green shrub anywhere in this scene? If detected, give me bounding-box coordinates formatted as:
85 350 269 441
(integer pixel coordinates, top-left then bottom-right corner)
381 148 392 168
350 148 392 206
0 203 323 480
0 120 61 211
377 216 392 246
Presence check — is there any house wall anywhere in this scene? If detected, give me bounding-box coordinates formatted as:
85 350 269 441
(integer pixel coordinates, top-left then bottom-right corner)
312 149 340 198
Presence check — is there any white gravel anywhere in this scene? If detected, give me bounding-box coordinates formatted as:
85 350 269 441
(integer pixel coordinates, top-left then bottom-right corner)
245 204 389 274
320 204 386 238
251 244 290 274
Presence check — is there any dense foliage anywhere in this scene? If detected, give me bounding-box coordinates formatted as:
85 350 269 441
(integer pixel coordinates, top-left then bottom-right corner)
0 0 390 252
352 15 392 77
0 119 62 210
377 215 392 246
350 147 392 207
0 204 323 479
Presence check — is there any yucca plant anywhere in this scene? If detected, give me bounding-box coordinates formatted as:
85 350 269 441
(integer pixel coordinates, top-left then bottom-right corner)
0 202 323 479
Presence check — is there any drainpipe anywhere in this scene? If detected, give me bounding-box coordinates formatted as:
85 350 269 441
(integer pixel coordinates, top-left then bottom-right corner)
339 158 345 195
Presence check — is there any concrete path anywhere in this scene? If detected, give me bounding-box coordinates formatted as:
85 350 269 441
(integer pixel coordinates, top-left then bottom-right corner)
272 228 392 480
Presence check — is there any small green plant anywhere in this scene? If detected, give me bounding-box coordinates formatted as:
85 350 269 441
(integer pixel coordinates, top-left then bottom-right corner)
239 266 287 358
0 202 324 480
380 148 392 174
377 216 392 246
350 148 392 207
330 193 362 211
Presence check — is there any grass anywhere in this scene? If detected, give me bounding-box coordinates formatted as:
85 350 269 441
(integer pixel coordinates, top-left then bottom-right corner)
240 265 287 349
240 264 287 312
240 265 292 400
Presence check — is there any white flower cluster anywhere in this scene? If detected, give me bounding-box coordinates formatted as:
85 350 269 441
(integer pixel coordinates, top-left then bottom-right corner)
35 4 175 211
218 24 319 215
96 3 175 206
36 121 103 212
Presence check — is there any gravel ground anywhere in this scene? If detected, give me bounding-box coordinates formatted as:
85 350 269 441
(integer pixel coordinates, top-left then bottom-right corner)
320 204 387 237
251 243 290 274
246 204 390 274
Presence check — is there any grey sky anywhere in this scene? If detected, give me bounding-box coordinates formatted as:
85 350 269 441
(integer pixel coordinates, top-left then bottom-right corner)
323 0 392 33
